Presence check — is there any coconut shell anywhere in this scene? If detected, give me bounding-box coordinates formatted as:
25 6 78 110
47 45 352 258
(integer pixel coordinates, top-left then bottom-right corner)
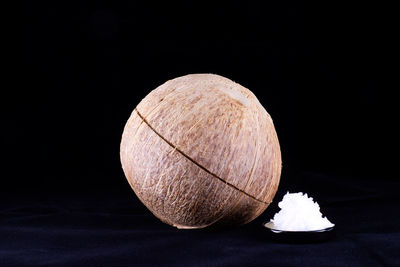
120 74 282 229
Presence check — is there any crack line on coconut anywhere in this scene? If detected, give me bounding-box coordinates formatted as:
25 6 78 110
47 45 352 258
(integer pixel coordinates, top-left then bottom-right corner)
135 108 270 205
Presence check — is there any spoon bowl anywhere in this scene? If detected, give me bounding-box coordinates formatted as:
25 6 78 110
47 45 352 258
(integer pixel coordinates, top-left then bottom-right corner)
263 222 336 243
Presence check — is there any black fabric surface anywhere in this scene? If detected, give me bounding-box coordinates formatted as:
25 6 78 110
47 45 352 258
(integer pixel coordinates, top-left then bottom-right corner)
1 173 399 267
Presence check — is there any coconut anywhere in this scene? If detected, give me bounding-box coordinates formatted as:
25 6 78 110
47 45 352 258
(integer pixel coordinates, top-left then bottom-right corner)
120 74 282 229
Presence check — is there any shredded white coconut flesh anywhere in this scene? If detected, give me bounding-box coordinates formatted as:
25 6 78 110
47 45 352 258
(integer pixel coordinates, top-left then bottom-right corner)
270 192 334 231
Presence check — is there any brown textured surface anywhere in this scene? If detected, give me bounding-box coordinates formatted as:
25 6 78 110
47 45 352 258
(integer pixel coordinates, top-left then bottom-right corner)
120 111 243 228
120 74 282 228
135 109 268 204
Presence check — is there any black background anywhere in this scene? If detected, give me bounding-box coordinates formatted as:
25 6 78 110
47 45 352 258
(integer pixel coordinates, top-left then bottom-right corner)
2 1 398 266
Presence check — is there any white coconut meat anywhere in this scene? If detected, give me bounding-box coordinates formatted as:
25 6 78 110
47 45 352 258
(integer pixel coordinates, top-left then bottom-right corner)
270 192 334 231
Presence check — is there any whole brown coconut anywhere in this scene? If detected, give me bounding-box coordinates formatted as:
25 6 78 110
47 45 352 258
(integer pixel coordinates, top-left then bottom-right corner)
120 74 282 229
